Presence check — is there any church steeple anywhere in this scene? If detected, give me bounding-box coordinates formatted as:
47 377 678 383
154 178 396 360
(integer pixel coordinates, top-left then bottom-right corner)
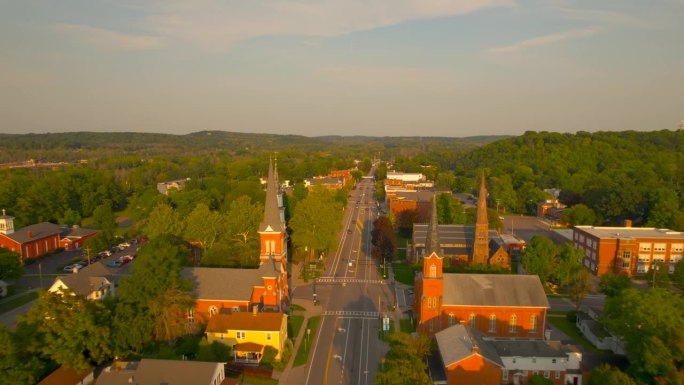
0 209 15 235
259 159 285 234
425 197 442 259
258 158 287 264
472 172 490 264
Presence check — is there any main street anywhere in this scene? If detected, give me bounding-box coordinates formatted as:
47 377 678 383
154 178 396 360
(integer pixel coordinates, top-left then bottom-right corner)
297 177 393 385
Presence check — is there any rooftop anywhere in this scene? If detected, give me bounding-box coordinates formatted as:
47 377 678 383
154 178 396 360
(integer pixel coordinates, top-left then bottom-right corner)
442 274 549 308
574 226 683 239
206 312 285 333
182 262 281 301
2 222 61 243
95 359 224 385
435 324 502 367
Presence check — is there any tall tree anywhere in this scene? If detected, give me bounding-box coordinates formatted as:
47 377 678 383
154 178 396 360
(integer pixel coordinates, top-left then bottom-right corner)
0 324 50 385
372 216 397 263
289 187 343 261
183 203 224 250
436 193 466 224
148 286 194 342
92 200 116 233
553 244 584 288
21 291 112 371
0 249 23 280
146 202 183 239
563 204 599 226
521 236 557 285
603 288 684 384
588 364 637 385
598 272 633 297
375 332 432 385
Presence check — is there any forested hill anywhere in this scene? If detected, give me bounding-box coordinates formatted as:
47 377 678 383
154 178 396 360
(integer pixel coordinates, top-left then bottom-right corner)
453 130 684 229
0 131 507 163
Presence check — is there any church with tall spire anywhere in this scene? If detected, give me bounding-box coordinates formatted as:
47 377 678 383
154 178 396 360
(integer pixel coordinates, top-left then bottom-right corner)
410 173 509 268
414 194 549 338
182 158 290 323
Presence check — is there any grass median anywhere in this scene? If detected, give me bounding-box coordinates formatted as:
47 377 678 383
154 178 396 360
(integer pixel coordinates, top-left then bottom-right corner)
293 316 321 367
0 291 38 314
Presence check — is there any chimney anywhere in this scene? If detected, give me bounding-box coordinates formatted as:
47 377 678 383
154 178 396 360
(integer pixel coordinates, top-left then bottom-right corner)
624 219 633 228
472 344 480 354
27 230 33 239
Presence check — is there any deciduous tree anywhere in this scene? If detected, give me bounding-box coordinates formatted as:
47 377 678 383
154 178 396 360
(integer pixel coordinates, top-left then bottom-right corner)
521 236 557 285
588 364 637 385
146 203 183 239
290 187 343 261
598 272 632 297
0 249 23 280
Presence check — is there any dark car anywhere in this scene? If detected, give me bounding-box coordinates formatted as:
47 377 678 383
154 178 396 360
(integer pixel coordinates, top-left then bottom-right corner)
106 260 123 268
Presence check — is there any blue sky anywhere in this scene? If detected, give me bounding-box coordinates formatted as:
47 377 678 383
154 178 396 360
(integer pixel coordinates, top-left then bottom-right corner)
1 0 682 137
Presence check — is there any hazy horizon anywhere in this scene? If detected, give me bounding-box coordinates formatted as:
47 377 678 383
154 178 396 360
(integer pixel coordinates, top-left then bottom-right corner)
1 1 683 137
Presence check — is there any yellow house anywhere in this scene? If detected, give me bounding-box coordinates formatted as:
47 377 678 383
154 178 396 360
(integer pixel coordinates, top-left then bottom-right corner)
205 311 287 363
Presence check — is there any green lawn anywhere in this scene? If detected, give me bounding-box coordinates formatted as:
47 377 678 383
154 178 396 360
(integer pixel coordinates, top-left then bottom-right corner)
289 315 305 340
290 304 306 312
0 291 38 314
547 314 610 354
293 316 321 367
393 263 415 286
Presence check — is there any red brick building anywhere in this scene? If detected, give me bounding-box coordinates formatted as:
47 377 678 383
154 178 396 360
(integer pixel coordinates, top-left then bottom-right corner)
183 160 289 324
59 227 99 251
434 324 582 385
573 224 684 276
415 198 548 338
0 210 61 260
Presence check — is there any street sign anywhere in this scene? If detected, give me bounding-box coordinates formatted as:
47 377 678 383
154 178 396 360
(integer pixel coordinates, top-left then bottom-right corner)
382 316 390 331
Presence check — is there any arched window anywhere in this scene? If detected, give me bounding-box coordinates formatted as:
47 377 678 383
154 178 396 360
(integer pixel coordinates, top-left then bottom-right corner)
469 314 476 329
209 306 218 317
509 314 517 333
448 313 455 326
489 314 497 332
270 240 276 254
530 315 537 333
429 264 437 278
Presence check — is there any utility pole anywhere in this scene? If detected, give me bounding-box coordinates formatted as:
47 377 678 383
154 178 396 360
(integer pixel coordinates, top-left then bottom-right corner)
84 247 91 265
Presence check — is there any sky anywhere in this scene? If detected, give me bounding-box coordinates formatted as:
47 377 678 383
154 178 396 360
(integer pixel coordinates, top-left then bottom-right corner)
0 0 683 137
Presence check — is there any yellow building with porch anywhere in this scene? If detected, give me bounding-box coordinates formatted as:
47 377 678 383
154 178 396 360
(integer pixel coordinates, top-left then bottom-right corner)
205 311 288 363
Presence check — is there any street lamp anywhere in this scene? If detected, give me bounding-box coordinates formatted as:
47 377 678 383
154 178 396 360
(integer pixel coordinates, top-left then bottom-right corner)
652 264 660 288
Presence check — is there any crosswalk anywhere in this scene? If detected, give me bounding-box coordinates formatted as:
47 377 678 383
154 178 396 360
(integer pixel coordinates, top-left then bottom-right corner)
323 310 380 317
316 277 385 285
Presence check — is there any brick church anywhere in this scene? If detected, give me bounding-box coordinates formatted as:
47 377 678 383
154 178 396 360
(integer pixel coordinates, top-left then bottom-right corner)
183 159 289 323
414 191 549 337
411 175 510 268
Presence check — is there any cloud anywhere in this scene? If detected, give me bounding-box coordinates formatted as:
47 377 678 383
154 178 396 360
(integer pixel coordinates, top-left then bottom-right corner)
55 23 165 50
143 0 512 52
488 28 598 54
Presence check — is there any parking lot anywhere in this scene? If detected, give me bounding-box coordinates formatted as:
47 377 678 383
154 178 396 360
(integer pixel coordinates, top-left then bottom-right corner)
18 240 142 290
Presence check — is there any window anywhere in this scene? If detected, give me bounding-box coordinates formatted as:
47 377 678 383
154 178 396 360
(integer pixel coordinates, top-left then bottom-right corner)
623 250 631 259
469 314 476 329
544 371 549 378
429 264 437 278
530 315 537 333
429 319 434 332
489 314 496 332
639 243 652 252
237 331 246 339
448 313 455 326
532 358 536 363
556 371 561 379
503 370 509 381
266 332 272 341
187 309 194 325
509 314 517 333
552 359 557 364
672 244 684 252
209 306 218 317
232 307 240 312
654 243 666 253
220 333 224 340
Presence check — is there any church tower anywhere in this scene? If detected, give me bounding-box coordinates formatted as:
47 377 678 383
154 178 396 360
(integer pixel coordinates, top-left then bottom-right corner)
0 209 15 235
417 197 444 335
258 159 287 264
472 173 490 264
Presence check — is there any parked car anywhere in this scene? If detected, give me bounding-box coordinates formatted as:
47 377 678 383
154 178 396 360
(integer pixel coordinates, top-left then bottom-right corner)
99 250 112 257
118 242 131 249
106 260 123 268
129 238 138 244
119 255 133 263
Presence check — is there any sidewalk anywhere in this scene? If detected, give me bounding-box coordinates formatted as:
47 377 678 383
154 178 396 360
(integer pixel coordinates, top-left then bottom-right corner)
272 298 322 385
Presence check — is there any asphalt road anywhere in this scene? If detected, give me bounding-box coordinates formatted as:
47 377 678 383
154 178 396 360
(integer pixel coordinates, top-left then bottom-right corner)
300 177 392 385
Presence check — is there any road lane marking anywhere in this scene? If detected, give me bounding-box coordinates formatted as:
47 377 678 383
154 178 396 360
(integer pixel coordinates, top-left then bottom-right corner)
306 316 327 385
316 278 386 285
323 310 380 317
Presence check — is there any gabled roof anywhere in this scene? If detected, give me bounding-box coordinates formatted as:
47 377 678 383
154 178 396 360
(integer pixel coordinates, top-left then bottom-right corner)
206 312 285 333
182 262 282 302
95 359 224 385
435 324 502 367
258 160 285 233
60 227 99 239
442 274 549 308
51 261 115 297
3 222 61 243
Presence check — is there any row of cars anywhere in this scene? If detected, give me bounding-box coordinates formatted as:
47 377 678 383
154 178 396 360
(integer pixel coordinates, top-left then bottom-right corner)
63 240 140 272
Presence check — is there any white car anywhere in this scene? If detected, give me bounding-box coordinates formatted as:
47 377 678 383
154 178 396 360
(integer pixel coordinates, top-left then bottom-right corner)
118 242 131 248
99 250 112 257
